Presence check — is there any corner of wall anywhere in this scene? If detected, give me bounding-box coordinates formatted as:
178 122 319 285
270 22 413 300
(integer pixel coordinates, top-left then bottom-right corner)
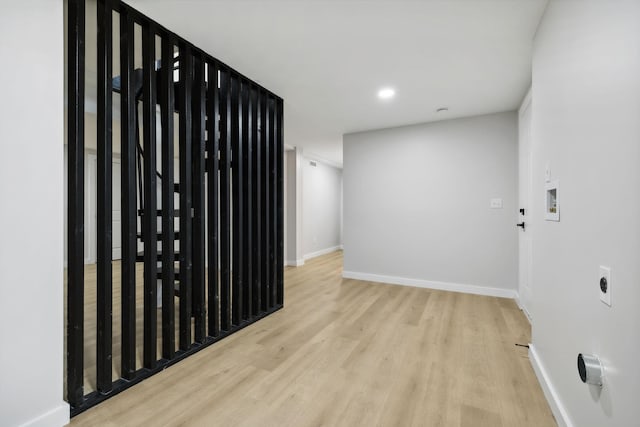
303 245 343 261
514 292 532 324
18 403 69 427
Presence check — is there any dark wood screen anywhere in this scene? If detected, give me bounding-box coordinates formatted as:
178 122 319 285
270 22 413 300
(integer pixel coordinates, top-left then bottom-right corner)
66 0 284 415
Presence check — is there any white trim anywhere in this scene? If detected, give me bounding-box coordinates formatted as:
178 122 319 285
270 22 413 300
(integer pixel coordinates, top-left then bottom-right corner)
341 271 516 299
285 259 305 267
529 344 574 427
18 403 69 427
303 245 343 261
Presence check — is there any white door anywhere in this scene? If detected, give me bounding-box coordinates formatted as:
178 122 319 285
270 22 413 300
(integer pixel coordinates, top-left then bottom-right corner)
518 92 533 320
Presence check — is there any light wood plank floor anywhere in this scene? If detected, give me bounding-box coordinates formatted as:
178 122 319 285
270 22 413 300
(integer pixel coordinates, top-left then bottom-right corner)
70 251 556 426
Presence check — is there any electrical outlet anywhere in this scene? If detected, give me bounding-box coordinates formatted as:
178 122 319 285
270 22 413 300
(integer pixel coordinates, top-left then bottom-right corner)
599 266 611 307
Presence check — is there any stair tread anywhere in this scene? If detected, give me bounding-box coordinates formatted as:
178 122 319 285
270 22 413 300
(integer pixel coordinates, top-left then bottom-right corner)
136 251 180 262
138 209 180 216
157 266 180 280
137 230 180 240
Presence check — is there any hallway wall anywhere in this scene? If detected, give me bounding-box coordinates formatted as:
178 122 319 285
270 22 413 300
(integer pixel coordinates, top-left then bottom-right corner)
302 157 343 259
0 1 69 426
529 2 640 426
343 112 518 296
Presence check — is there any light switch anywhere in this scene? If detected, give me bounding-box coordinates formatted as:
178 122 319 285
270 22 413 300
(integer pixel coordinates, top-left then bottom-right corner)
490 198 503 209
599 266 611 307
545 161 551 182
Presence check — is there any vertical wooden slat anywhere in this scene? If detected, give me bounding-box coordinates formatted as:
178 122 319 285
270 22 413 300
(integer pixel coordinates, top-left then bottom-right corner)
160 33 175 360
96 0 113 393
207 61 220 337
242 81 253 319
179 44 194 350
192 55 206 342
276 99 284 305
260 92 270 311
67 0 85 407
251 87 262 316
142 21 158 368
220 68 232 331
269 97 278 308
231 73 243 325
119 8 137 379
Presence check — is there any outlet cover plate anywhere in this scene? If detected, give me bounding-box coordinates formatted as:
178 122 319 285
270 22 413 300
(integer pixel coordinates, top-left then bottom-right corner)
599 266 611 306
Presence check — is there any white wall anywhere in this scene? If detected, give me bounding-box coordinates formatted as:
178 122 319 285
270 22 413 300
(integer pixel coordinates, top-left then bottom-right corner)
529 2 640 426
302 157 343 259
0 1 69 426
284 150 296 263
343 112 518 296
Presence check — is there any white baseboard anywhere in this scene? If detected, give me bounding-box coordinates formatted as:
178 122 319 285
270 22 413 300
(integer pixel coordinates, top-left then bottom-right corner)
529 344 573 427
341 271 516 299
522 305 533 323
285 259 305 267
303 245 343 261
19 402 69 427
514 292 533 324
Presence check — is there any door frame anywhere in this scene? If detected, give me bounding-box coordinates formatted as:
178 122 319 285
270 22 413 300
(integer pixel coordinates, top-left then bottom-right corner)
518 88 533 321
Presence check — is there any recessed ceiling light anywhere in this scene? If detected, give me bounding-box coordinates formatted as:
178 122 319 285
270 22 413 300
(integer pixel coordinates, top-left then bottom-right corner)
436 107 449 113
377 88 395 100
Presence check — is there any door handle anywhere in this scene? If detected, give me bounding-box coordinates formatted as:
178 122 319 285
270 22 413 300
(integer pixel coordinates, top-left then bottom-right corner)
517 222 526 231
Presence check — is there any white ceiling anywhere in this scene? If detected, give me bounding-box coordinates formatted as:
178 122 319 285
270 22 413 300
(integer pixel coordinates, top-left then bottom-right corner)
127 0 548 165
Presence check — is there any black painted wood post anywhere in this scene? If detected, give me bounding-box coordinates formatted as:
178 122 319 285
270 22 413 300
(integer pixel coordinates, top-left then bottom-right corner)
178 44 194 350
231 74 243 325
206 61 220 338
160 32 176 360
142 20 158 369
269 97 277 309
119 8 137 379
252 88 262 315
242 81 253 320
192 55 207 343
67 0 86 407
96 0 113 393
276 99 284 305
261 92 270 311
219 68 232 331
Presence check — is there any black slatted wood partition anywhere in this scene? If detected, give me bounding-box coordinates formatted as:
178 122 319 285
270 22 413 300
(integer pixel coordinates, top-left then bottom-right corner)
66 0 284 416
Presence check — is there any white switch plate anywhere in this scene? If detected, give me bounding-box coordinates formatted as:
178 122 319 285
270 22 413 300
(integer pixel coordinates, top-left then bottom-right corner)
545 161 551 182
599 266 611 306
490 198 503 209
